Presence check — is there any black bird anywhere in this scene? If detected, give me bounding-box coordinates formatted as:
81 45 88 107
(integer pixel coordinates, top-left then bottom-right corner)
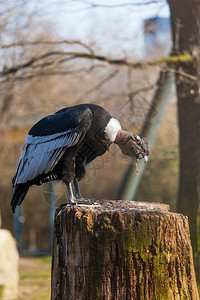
11 103 150 212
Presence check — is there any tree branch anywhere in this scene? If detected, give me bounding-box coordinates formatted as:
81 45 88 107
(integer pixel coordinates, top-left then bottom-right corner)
71 0 165 9
2 65 98 82
0 51 193 77
1 40 94 54
164 66 197 82
75 68 120 103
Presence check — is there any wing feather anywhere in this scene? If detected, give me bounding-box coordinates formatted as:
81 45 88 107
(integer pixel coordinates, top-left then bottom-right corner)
13 129 83 185
13 105 93 186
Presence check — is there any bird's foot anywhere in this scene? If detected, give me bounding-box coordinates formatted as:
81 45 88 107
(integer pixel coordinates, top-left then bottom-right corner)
68 196 78 206
73 197 99 206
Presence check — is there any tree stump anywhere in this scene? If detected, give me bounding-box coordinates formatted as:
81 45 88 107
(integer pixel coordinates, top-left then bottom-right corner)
51 200 199 300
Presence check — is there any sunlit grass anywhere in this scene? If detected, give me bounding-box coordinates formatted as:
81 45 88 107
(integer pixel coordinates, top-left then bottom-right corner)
18 256 51 300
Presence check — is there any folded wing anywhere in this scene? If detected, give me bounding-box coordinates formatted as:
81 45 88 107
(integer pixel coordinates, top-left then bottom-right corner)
13 106 92 185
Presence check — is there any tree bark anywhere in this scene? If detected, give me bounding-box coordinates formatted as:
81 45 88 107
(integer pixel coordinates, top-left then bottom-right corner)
51 200 199 300
167 0 200 281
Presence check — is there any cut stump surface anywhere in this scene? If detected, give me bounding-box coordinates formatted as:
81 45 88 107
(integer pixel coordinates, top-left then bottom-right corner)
51 200 199 300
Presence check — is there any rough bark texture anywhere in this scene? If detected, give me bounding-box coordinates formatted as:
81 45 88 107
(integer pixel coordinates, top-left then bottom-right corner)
168 0 200 280
51 200 199 300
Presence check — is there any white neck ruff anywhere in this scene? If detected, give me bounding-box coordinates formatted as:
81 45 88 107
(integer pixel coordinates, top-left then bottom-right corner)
104 118 121 142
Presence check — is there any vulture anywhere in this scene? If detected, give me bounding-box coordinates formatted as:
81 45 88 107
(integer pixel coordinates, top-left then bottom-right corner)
11 103 150 212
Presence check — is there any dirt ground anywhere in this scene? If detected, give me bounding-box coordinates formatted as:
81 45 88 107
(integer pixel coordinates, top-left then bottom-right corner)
18 256 51 300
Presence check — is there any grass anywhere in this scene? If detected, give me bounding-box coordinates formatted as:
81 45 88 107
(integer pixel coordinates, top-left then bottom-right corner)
18 256 51 300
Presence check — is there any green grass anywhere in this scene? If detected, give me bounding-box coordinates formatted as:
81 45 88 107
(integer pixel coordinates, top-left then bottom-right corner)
35 256 52 265
18 256 51 300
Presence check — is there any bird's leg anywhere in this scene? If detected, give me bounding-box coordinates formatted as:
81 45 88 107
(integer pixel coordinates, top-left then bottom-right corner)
66 182 76 205
73 178 83 200
73 178 98 205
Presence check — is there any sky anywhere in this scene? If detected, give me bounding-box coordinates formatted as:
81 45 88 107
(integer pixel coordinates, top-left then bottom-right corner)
34 0 171 59
0 0 171 71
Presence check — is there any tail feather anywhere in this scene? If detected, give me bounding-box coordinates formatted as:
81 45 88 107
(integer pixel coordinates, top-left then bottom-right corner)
11 184 29 213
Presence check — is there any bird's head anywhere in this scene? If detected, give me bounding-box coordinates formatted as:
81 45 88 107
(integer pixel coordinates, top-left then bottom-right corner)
114 131 150 162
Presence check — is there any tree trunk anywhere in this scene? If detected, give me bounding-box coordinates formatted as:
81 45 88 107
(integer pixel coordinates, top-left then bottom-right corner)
168 0 200 282
51 200 199 300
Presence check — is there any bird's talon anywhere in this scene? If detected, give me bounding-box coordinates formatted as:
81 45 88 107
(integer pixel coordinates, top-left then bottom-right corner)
73 198 97 205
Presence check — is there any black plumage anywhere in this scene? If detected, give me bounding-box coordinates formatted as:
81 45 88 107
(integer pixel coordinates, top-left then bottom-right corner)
11 103 150 212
